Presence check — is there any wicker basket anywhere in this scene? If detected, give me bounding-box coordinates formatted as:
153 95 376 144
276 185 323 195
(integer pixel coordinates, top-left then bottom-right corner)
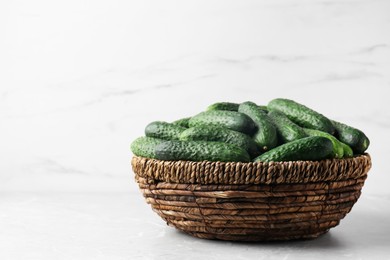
131 154 371 241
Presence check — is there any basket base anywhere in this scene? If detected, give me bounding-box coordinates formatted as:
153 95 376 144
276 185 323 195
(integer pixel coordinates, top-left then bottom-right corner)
183 229 330 242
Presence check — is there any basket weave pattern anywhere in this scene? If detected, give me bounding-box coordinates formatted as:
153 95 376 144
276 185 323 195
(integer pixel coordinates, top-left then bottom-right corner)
132 154 371 241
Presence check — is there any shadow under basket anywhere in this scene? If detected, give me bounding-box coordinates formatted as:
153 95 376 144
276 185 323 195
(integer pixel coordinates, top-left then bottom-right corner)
131 154 371 241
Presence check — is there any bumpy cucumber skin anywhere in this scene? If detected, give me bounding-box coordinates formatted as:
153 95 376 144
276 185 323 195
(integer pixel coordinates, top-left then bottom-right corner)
130 137 165 158
179 126 260 158
145 121 186 140
238 101 278 152
172 117 191 128
268 98 335 134
268 110 307 143
331 120 370 154
340 142 354 157
189 110 256 135
155 140 250 162
207 102 240 111
303 128 344 159
254 136 333 162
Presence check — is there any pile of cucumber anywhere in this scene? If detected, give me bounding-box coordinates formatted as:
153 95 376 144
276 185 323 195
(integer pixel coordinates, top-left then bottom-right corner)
131 98 370 162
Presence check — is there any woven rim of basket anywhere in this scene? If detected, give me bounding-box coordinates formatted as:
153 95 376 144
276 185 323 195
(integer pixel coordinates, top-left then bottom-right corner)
131 154 371 185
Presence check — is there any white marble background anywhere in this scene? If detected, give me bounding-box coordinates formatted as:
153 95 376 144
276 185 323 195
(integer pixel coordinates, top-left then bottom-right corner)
1 0 390 259
1 0 389 194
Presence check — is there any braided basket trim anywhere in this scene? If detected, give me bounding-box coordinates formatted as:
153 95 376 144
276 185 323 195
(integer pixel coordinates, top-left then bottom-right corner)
131 154 371 185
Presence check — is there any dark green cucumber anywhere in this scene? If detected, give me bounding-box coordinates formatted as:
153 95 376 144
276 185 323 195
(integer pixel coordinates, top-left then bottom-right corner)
238 101 277 151
303 128 344 159
155 140 250 162
207 102 239 111
268 98 335 134
179 126 260 158
268 110 307 143
130 137 165 158
340 142 354 157
331 120 370 154
189 110 256 135
172 117 191 128
254 136 333 162
145 121 186 140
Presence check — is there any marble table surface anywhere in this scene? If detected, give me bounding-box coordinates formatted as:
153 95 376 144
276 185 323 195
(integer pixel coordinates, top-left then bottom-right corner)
1 0 390 259
1 192 390 260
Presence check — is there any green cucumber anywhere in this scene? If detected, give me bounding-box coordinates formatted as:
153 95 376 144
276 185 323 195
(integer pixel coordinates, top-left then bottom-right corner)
189 110 256 135
179 126 260 158
238 101 278 151
303 128 344 159
341 142 354 158
331 120 370 154
130 137 165 159
268 98 335 134
268 110 307 143
172 117 191 128
254 136 333 162
207 102 239 111
258 105 268 112
145 121 186 140
155 140 250 162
